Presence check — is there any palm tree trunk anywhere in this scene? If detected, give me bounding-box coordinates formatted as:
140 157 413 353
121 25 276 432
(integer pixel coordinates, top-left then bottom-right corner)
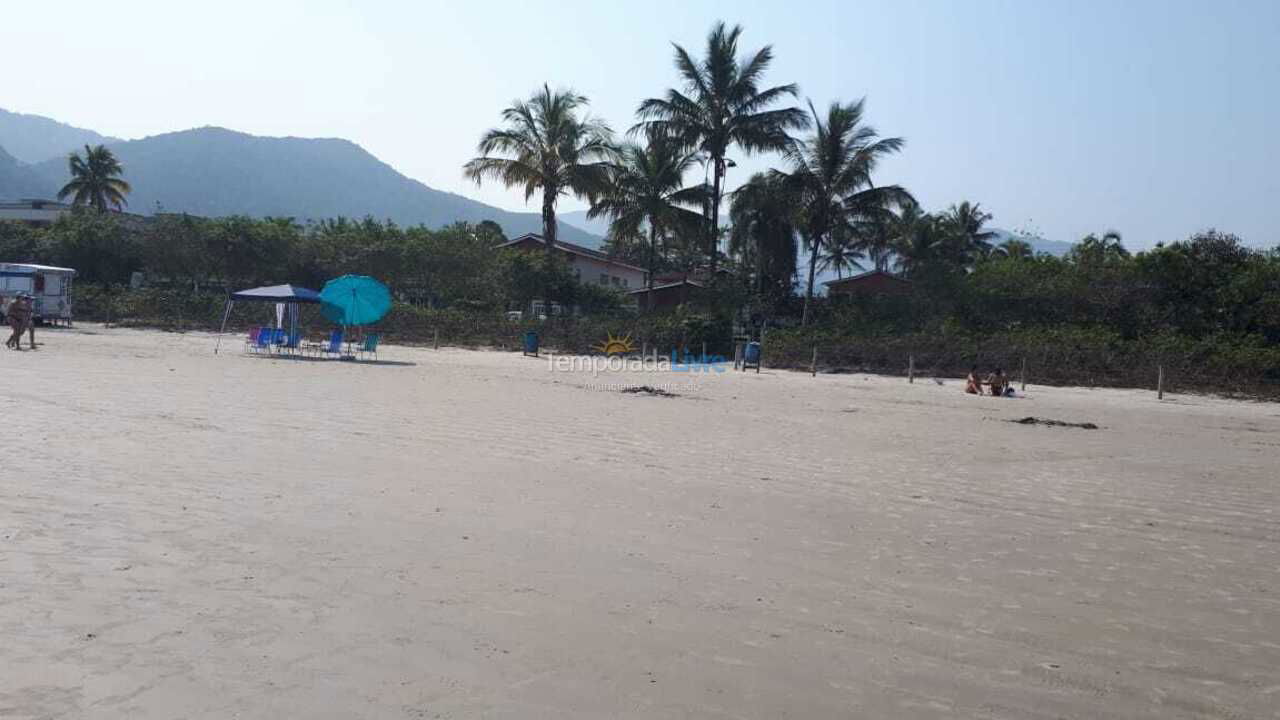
756 232 764 296
802 236 820 327
709 159 724 272
542 190 556 318
646 224 657 314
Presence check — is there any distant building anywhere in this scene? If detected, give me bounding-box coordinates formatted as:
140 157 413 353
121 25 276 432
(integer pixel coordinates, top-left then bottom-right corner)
497 233 648 290
824 269 911 298
629 279 705 312
0 199 72 226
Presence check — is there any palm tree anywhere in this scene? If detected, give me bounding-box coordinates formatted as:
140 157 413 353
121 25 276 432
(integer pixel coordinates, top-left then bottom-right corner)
57 145 131 212
1079 230 1128 257
464 84 618 263
780 99 912 325
891 206 944 277
635 21 808 269
944 201 996 259
729 172 799 295
588 136 705 311
818 229 864 279
996 237 1034 260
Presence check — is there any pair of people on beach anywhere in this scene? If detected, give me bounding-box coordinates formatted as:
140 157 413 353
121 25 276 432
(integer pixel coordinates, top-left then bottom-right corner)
966 366 1014 396
5 294 36 350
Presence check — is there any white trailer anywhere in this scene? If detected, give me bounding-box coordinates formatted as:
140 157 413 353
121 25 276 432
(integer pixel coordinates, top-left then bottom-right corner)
0 263 77 325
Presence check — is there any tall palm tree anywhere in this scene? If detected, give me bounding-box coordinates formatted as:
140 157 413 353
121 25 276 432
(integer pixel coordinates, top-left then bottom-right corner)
781 99 912 325
729 172 799 295
464 84 618 263
635 21 808 270
57 145 131 212
588 136 705 311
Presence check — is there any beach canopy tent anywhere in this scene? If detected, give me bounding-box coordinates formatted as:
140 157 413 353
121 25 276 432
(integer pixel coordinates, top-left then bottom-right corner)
215 284 321 354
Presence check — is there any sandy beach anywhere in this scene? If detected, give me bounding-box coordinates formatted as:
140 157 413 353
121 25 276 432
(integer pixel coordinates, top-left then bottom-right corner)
2 325 1278 719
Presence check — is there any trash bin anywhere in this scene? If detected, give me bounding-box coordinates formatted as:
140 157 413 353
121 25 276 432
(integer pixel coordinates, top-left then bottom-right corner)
743 341 761 365
522 330 539 357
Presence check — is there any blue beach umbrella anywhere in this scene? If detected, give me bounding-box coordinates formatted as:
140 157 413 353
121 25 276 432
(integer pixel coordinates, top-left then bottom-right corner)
320 275 392 327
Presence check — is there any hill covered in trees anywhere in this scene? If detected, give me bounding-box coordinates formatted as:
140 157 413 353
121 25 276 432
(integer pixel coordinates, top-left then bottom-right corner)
0 113 601 245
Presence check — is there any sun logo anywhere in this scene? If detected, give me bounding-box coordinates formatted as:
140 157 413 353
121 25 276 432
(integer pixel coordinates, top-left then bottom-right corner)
592 331 636 356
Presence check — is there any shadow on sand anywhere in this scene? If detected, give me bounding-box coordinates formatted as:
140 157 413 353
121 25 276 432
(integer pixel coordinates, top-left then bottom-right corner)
243 354 417 368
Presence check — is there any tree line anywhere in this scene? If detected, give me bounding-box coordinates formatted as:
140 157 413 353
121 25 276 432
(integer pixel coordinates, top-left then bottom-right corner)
0 211 626 314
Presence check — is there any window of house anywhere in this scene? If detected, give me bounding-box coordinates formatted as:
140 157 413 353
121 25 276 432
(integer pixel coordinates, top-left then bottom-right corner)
611 276 621 287
599 274 609 285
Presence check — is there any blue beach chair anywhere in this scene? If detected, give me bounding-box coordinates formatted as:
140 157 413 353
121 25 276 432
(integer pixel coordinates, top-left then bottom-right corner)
308 328 344 359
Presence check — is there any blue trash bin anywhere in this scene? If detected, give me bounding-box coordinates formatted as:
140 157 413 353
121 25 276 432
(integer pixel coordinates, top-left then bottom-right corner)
523 330 539 356
743 341 761 365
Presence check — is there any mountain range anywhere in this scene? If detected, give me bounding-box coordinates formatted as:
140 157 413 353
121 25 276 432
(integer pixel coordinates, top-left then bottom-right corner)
0 108 120 165
0 109 602 246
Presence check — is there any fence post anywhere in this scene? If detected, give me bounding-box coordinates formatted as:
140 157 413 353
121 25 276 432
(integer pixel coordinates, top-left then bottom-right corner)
1158 364 1164 400
702 341 707 363
811 346 817 377
908 354 915 383
433 328 439 350
1020 356 1027 392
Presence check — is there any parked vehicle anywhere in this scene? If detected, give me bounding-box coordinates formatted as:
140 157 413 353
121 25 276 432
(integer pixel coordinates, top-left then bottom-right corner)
0 263 77 325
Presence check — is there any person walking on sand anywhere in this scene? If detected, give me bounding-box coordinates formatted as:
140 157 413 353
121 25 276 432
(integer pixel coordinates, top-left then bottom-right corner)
6 294 32 350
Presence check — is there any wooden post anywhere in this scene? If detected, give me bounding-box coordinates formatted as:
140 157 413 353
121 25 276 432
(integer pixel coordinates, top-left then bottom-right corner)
1020 357 1027 391
702 341 707 362
811 346 817 377
433 328 439 350
642 341 647 358
908 354 915 383
1157 364 1164 400
734 342 742 370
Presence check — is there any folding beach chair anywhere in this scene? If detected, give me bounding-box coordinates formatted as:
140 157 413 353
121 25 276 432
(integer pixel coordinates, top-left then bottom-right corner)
251 327 273 353
354 333 380 361
280 331 302 355
306 328 344 358
244 327 262 353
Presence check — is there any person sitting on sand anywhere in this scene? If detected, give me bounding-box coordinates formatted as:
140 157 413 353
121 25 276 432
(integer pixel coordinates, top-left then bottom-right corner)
6 294 31 350
965 366 983 395
986 368 1008 397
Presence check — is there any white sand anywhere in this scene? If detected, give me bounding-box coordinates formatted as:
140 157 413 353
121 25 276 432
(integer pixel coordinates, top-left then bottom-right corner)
2 325 1278 719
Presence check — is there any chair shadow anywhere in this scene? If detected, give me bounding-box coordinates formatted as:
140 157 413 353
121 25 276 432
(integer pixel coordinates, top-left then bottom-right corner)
241 352 416 367
343 359 417 367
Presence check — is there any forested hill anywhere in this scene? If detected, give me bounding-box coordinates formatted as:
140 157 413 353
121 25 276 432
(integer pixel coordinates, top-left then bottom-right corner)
0 115 600 245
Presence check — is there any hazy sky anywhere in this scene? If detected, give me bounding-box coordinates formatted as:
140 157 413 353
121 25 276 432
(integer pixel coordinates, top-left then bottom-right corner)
3 0 1277 248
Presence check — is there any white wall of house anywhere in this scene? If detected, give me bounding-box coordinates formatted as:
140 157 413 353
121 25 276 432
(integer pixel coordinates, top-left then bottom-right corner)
565 253 646 290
